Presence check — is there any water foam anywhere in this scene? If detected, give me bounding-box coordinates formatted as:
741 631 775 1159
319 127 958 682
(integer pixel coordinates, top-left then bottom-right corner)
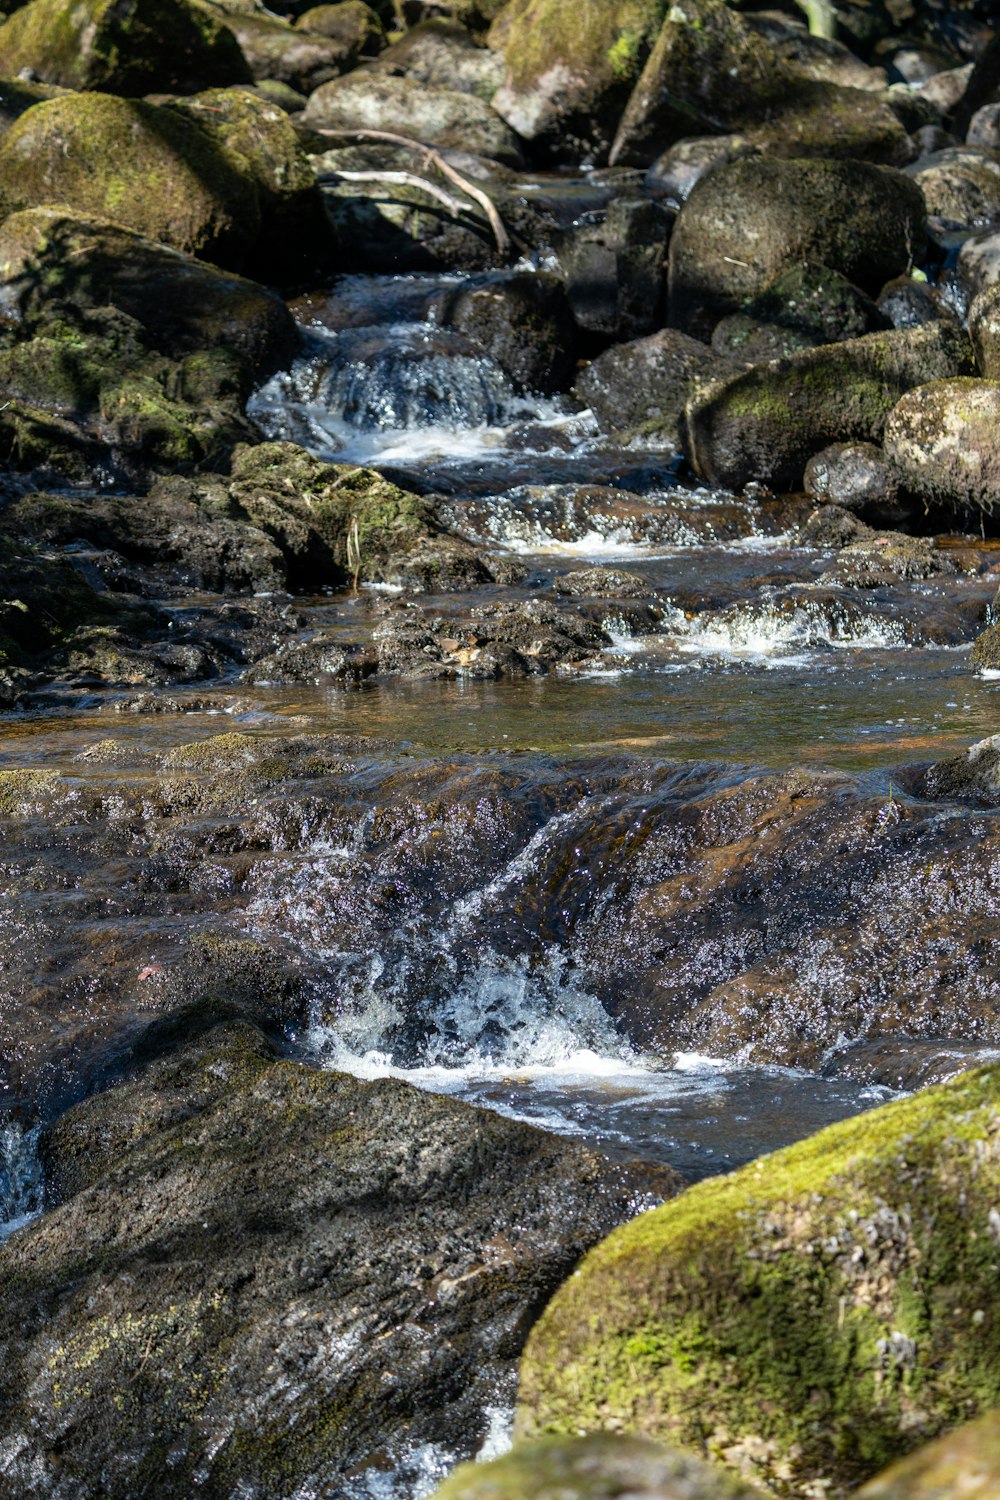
0 1120 43 1242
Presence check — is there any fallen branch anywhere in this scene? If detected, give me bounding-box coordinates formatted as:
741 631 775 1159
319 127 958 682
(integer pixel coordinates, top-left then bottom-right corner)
313 127 513 256
317 168 471 221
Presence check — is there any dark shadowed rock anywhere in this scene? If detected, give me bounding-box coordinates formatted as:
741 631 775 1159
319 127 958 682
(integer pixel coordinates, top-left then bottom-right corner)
556 196 672 339
854 1409 1000 1499
0 1020 677 1499
574 328 733 446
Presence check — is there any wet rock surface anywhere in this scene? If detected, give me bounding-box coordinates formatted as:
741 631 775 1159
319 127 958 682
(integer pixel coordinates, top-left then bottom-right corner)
0 1019 673 1498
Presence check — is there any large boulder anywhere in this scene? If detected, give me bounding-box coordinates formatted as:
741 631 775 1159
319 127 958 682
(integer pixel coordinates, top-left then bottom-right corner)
574 328 734 446
882 377 1000 510
0 93 259 267
0 0 249 93
215 10 351 93
610 0 910 168
432 1434 762 1500
0 1019 673 1499
970 284 1000 375
684 324 973 491
668 157 927 341
302 70 523 163
518 1065 1000 1496
487 0 667 162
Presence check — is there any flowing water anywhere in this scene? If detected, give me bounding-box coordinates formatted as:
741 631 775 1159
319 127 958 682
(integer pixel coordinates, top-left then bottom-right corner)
3 266 1000 1490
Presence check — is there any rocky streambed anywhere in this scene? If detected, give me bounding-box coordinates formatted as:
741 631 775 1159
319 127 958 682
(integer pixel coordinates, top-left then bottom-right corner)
2 0 1000 1494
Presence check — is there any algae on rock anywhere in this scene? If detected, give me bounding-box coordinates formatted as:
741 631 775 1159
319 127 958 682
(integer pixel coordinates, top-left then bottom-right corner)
519 1065 1000 1495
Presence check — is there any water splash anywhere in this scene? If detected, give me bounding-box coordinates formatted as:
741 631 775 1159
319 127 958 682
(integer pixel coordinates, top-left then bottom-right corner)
0 1119 43 1242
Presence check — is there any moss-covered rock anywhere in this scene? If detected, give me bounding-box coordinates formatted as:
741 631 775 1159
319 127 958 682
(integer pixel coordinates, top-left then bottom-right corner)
0 0 249 94
683 324 972 492
295 0 384 64
488 0 667 162
0 92 259 266
711 262 888 365
0 1020 673 1498
519 1066 1000 1496
669 157 927 341
431 1434 763 1500
910 146 1000 228
923 733 1000 803
0 75 65 133
853 1407 1000 1497
882 377 1000 511
163 86 330 278
302 70 523 164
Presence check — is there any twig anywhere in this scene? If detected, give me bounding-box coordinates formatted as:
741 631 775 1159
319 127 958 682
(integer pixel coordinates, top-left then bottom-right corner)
312 127 512 256
318 169 470 220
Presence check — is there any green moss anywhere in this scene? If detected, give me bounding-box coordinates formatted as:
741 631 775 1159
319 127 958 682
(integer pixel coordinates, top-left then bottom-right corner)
520 1066 1000 1495
0 767 59 816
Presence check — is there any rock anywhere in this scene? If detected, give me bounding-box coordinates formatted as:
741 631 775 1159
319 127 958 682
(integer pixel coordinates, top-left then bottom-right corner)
0 76 65 135
877 273 957 329
954 32 1000 140
971 623 1000 671
0 1019 675 1498
967 103 1000 149
924 733 1000 801
710 262 888 365
216 10 351 93
909 145 1000 226
684 324 973 492
556 196 673 340
429 272 576 393
970 284 1000 375
644 135 758 203
553 567 656 599
295 0 384 65
518 1065 1000 1496
163 86 330 280
743 9 887 93
912 60 975 116
957 228 1000 304
369 19 504 99
249 77 309 112
486 0 666 162
804 442 901 513
610 0 912 169
574 329 733 447
0 93 259 268
375 598 611 678
431 1434 762 1500
302 71 523 164
0 209 295 382
854 1409 1000 1499
882 377 1000 510
668 157 927 341
0 0 249 93
820 531 956 587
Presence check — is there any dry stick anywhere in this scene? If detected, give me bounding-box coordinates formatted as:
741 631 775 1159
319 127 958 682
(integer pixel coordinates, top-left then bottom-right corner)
313 127 513 256
321 169 471 221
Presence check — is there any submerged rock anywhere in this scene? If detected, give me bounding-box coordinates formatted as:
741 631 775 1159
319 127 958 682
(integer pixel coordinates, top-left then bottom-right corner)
668 157 927 341
0 0 249 93
0 1020 675 1498
684 324 973 492
432 1434 762 1500
518 1066 1000 1495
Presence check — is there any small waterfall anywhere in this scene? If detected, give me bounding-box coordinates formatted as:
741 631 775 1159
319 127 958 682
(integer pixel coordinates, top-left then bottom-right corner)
0 1119 43 1242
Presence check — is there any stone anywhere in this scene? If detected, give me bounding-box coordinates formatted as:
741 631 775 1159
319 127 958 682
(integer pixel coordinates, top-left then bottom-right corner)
971 285 1000 375
216 11 351 93
429 272 576 394
368 19 504 99
711 262 888 365
909 145 1000 227
956 227 1000 305
0 93 259 268
0 1019 675 1498
556 196 672 340
668 157 927 341
574 328 733 447
0 76 66 135
804 442 901 512
295 0 384 66
644 135 758 203
431 1434 763 1500
882 377 1000 510
518 1065 1000 1495
487 0 667 162
684 324 972 492
924 734 1000 801
967 103 1000 150
302 71 523 164
0 0 249 93
877 273 957 329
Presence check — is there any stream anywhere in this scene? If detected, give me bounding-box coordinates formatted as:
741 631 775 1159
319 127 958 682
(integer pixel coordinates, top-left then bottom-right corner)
3 265 1000 1493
